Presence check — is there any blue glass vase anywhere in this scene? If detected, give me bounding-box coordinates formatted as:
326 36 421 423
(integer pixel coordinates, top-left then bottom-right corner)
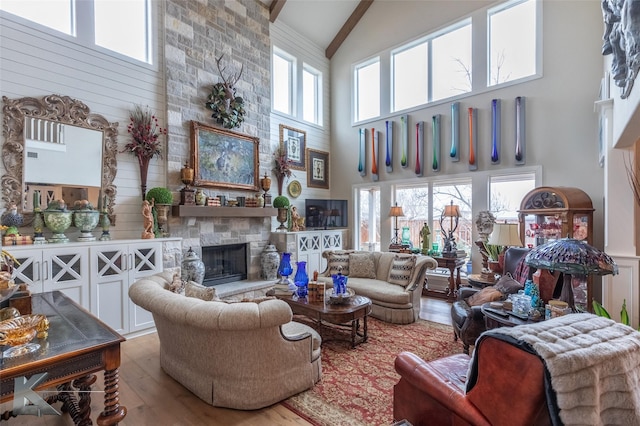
331 272 348 295
278 252 294 290
294 261 309 298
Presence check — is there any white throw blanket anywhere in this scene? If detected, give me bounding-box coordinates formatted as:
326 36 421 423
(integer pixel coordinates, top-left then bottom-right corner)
488 313 640 425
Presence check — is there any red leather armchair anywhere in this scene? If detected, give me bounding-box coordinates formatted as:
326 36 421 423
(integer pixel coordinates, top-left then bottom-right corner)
393 334 552 426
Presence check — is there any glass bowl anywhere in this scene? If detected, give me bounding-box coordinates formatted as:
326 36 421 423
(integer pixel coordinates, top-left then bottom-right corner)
0 314 48 357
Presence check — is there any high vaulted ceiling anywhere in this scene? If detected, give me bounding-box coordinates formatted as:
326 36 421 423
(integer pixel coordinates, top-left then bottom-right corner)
265 0 372 58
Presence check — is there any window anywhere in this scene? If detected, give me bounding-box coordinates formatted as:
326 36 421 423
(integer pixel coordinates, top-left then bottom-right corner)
302 64 321 124
357 187 380 251
488 0 537 86
396 185 429 248
1 0 73 35
354 58 380 122
392 42 428 111
432 22 472 100
1 0 154 64
95 0 150 63
489 173 535 222
273 49 294 115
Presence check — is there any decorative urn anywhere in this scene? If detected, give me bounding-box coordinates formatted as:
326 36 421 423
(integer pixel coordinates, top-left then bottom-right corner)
261 244 280 280
73 208 100 242
43 200 73 243
181 247 205 285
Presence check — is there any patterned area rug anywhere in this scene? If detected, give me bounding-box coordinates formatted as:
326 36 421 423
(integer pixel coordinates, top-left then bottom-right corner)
282 317 461 425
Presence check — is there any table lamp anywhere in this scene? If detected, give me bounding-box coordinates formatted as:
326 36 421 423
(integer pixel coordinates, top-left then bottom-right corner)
525 237 618 312
389 203 405 250
487 222 523 273
440 201 460 257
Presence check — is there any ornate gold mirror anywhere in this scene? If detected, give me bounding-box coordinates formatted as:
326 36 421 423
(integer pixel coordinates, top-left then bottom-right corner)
2 94 118 224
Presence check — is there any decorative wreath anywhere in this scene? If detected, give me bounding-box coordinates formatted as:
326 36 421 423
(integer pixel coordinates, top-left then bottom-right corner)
205 83 245 129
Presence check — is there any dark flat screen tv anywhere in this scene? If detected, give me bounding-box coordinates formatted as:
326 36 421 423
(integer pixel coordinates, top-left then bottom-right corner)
305 199 348 229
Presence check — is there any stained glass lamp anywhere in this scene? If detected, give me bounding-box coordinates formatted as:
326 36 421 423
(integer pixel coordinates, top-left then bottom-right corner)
525 237 618 312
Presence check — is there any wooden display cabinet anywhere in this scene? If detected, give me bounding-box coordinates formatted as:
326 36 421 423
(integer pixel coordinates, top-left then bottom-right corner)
518 186 593 247
518 186 595 311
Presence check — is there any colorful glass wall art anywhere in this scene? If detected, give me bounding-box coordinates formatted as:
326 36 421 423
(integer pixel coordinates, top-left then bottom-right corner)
468 108 477 171
400 114 409 168
371 128 379 181
491 99 501 165
432 114 441 172
515 96 526 165
358 128 366 176
385 120 393 173
415 121 424 177
450 102 460 162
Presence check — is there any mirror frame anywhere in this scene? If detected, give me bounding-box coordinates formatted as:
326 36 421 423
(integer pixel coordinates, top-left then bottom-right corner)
2 94 118 225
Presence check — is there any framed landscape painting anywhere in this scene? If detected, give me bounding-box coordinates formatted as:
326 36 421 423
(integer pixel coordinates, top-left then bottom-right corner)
279 124 306 170
191 121 259 191
307 148 329 189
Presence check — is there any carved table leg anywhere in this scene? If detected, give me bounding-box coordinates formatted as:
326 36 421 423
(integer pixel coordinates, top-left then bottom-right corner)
73 374 96 426
97 368 126 426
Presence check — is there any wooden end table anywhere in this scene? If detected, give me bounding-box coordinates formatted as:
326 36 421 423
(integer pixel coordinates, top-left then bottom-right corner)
467 273 499 289
423 256 466 301
0 291 126 425
480 302 539 329
275 292 372 348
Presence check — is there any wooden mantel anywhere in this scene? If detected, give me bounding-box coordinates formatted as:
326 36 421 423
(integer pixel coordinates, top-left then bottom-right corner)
172 205 278 217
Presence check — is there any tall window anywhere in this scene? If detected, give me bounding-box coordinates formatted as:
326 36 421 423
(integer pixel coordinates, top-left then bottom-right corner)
1 0 73 35
489 173 535 222
488 0 537 86
357 187 380 251
396 185 429 248
95 0 150 63
392 43 428 111
354 58 380 122
1 0 153 64
302 64 321 124
273 49 294 115
432 22 472 101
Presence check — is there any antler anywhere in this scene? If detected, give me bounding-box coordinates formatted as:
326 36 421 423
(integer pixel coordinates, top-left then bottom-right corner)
215 54 244 93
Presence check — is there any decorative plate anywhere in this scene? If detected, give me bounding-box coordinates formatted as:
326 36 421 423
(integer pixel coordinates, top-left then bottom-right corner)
325 288 355 305
288 180 302 198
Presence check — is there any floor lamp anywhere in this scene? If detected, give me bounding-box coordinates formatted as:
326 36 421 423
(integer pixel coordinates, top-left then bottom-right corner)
389 203 405 251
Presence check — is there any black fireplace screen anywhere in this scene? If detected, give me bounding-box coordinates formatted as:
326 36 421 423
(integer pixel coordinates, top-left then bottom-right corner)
201 243 247 286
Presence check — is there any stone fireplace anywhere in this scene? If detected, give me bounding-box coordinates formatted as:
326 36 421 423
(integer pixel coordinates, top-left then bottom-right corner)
202 243 248 286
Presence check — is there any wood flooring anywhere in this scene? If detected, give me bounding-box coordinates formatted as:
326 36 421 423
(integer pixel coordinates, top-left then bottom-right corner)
0 297 453 425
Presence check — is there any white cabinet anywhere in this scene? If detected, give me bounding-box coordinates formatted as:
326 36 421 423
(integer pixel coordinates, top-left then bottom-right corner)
10 246 89 310
270 229 348 274
90 241 162 334
7 238 166 335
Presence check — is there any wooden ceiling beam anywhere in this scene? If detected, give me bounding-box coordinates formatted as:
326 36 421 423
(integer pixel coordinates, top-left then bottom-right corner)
325 0 373 59
269 0 287 23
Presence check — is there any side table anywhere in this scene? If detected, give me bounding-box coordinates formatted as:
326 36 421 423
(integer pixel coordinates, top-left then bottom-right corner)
423 256 465 301
467 273 499 289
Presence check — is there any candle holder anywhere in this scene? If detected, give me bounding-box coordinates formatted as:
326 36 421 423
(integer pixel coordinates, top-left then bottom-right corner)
260 173 272 208
180 162 196 205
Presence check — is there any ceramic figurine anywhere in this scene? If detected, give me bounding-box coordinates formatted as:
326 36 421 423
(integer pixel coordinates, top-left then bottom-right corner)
141 199 155 239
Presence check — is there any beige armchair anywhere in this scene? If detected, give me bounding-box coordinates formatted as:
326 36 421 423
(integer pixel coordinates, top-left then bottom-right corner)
129 272 322 410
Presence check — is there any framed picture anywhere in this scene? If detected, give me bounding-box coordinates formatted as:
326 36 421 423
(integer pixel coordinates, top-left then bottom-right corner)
307 148 329 189
279 124 306 170
190 121 259 191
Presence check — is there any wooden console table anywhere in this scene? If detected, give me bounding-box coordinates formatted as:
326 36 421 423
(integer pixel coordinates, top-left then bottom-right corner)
423 256 465 301
0 291 126 425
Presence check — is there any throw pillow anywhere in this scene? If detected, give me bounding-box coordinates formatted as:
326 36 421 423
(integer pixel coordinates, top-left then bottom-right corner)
465 287 503 307
348 252 376 279
327 252 350 276
387 255 416 287
184 281 216 301
493 274 524 295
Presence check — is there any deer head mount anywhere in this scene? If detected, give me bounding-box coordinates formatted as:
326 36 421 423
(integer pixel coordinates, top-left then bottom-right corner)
205 54 246 129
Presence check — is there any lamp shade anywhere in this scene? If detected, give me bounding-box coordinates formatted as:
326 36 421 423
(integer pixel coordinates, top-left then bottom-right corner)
525 237 618 276
443 204 460 217
389 204 404 217
488 223 523 247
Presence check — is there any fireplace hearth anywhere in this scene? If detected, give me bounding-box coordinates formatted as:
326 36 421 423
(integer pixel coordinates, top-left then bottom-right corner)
201 243 247 286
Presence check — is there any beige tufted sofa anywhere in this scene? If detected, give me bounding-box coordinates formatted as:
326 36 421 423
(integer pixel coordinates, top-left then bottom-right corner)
318 251 438 324
128 271 322 410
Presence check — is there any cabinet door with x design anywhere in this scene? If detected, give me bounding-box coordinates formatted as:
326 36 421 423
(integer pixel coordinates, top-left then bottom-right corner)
10 246 90 310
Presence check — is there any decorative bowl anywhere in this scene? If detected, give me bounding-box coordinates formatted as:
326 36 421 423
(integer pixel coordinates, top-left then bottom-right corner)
0 314 48 349
43 211 73 243
325 288 355 305
73 210 100 241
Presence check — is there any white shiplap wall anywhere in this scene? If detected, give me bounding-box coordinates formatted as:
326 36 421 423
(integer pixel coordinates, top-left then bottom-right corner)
269 22 332 214
0 10 166 238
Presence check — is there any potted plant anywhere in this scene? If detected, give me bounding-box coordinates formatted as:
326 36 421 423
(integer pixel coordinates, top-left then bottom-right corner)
146 187 173 237
482 242 504 273
273 195 290 231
